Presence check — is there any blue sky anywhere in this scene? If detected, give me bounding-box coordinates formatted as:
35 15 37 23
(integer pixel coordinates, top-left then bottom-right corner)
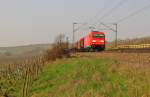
0 0 150 47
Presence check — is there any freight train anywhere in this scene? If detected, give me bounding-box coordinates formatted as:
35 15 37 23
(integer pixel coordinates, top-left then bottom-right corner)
75 31 105 51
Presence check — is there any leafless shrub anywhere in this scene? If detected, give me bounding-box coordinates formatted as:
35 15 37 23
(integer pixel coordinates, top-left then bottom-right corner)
45 34 70 61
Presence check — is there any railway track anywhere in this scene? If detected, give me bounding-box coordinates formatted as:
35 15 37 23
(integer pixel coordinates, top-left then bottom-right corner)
106 44 150 53
106 48 150 53
71 44 150 53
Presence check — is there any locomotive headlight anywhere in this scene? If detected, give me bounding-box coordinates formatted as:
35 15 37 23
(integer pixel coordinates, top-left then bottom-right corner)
92 40 96 42
100 40 104 42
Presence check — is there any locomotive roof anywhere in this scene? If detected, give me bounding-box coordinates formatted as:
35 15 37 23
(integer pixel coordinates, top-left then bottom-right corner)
90 31 105 34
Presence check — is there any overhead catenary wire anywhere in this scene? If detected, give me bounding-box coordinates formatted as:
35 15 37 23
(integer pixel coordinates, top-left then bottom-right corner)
83 0 128 30
73 0 112 32
74 22 88 32
74 1 150 42
88 0 112 24
96 0 128 23
74 0 128 42
116 3 150 23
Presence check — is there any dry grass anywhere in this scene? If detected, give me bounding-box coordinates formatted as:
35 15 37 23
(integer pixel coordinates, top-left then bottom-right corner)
28 52 150 97
76 52 150 65
75 52 150 97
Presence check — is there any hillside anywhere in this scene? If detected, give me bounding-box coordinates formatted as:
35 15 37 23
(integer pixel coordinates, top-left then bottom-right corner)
0 44 51 64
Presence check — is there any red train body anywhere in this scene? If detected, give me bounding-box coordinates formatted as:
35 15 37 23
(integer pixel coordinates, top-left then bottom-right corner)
75 31 105 51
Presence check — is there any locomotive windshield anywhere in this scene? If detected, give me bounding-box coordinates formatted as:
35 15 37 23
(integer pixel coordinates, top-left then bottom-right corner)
93 34 105 38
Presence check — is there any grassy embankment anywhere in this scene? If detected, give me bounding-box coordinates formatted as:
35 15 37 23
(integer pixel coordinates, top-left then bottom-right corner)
30 55 150 97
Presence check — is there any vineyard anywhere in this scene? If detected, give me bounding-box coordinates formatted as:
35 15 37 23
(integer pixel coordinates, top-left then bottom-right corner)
0 43 69 97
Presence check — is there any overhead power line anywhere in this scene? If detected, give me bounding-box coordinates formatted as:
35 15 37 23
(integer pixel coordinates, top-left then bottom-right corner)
117 3 150 23
89 0 111 23
100 23 116 32
75 0 128 33
73 0 112 32
74 22 88 32
96 0 128 22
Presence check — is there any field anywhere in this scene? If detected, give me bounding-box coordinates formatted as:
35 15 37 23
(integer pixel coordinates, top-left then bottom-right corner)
29 52 150 97
0 40 150 97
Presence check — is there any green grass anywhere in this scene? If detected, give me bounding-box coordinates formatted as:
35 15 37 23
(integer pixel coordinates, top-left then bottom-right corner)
30 58 129 97
29 57 150 97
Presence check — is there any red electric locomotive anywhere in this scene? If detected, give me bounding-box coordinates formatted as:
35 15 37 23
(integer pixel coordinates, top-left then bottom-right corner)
75 31 105 51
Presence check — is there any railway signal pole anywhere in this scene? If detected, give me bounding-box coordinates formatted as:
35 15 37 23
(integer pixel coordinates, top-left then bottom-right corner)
66 37 69 49
114 23 118 47
72 22 77 48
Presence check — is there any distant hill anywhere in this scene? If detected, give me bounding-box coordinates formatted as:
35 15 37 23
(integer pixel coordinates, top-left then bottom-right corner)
0 44 51 55
0 44 52 64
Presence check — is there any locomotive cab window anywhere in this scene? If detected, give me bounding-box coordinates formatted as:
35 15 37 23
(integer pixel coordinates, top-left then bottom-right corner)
93 34 105 38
